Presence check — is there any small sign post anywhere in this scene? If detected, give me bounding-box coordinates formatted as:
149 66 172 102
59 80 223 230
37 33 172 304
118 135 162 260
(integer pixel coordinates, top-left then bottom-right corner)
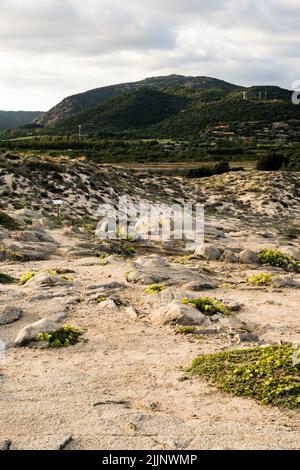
52 199 64 223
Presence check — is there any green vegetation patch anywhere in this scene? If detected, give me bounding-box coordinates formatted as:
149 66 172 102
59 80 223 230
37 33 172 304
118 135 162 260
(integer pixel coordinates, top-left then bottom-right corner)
37 325 81 348
248 273 273 286
0 212 20 230
258 249 299 270
0 272 17 284
19 272 36 286
175 326 196 335
144 284 166 294
182 297 230 316
189 344 300 408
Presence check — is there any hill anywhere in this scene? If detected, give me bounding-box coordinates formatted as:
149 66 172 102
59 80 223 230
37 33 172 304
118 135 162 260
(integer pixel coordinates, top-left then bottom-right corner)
52 83 299 138
57 88 188 134
0 110 42 130
36 74 240 126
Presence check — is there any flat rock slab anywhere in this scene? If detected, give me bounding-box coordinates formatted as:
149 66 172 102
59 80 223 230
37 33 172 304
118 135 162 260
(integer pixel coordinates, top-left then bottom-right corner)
0 306 22 326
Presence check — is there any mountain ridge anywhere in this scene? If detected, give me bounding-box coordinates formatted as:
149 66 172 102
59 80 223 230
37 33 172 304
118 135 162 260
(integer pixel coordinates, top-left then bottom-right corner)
36 74 240 126
0 110 43 130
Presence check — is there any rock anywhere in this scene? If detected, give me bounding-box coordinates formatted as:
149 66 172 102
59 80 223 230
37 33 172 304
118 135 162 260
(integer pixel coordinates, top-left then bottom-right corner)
63 226 82 236
218 316 255 333
234 332 259 343
0 439 12 450
272 276 300 288
239 249 259 265
0 305 22 325
133 255 167 269
287 263 298 273
24 273 69 288
150 301 206 327
35 231 56 243
55 436 73 451
126 306 138 319
15 318 59 346
279 246 300 261
94 282 126 290
126 270 169 285
220 250 238 263
12 209 41 223
98 299 118 310
226 301 242 312
182 280 215 291
194 244 221 261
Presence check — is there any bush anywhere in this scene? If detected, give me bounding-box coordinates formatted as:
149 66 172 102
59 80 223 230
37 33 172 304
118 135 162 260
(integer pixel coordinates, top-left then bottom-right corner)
189 344 300 408
19 272 36 285
182 297 230 315
257 249 297 269
256 153 285 171
175 326 196 335
248 273 272 286
0 272 17 284
186 160 230 179
0 212 20 230
37 325 81 348
144 284 166 294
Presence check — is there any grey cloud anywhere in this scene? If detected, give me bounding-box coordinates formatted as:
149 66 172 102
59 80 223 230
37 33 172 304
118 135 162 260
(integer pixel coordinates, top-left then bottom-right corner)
1 0 300 110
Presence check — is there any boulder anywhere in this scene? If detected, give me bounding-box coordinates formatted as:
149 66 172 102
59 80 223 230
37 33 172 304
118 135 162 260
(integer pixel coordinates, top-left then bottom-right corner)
126 306 138 319
14 318 59 346
279 246 300 261
24 273 68 288
194 244 221 261
126 270 169 285
98 299 118 310
133 255 167 270
239 249 259 265
220 250 238 263
234 332 259 343
0 306 22 325
150 301 206 327
182 279 215 291
272 275 300 288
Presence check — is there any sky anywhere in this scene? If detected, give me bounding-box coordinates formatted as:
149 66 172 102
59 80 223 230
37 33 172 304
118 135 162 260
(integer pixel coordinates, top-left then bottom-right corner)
1 0 300 111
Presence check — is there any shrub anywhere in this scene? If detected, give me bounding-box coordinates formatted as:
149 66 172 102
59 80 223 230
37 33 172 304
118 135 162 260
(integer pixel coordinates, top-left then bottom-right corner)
175 326 196 335
0 272 17 284
257 249 297 269
96 296 108 303
19 272 36 286
186 160 230 179
37 325 81 348
0 212 20 230
182 297 230 315
256 153 285 171
188 344 300 408
144 284 166 294
248 273 272 286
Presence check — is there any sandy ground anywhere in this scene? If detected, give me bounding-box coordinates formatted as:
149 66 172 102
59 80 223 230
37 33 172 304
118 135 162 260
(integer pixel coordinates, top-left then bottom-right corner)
1 229 300 450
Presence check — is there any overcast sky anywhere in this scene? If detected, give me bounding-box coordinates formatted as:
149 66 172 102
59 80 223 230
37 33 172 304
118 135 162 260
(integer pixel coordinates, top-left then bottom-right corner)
1 0 299 111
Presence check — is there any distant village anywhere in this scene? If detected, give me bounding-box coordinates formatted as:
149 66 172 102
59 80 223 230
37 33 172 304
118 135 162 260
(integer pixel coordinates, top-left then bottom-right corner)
201 120 300 142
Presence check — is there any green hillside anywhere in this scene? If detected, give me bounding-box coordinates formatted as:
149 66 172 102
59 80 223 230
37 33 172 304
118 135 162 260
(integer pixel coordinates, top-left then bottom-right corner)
0 110 42 130
56 88 188 134
52 83 299 138
36 74 240 126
